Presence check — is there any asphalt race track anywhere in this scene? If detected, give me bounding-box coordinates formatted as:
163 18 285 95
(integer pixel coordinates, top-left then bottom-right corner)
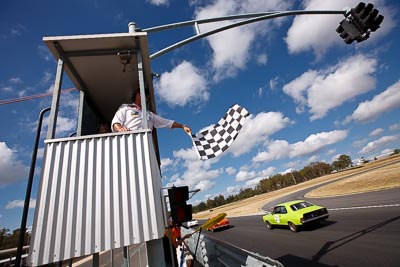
202 187 400 267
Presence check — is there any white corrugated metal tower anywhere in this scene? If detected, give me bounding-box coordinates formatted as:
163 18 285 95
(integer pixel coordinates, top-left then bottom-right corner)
29 29 167 266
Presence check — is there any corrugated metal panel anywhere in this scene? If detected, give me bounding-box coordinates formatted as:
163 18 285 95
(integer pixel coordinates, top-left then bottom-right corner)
28 131 164 266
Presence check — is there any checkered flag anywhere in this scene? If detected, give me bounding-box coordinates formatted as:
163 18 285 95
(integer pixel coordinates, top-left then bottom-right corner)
191 104 249 160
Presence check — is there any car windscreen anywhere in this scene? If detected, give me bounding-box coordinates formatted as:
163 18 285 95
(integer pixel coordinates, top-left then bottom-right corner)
290 201 313 211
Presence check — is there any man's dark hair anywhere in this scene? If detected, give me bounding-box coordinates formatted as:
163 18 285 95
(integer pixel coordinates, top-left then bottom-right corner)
131 88 150 101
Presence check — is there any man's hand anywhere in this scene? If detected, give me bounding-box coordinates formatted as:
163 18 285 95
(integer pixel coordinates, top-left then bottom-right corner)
183 233 192 239
113 123 130 132
171 122 192 136
183 125 192 136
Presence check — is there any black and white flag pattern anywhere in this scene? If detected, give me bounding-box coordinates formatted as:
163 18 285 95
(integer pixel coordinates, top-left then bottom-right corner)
191 104 249 160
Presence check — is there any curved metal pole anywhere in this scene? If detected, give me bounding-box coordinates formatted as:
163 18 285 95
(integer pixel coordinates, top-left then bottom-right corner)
16 107 51 266
149 9 346 60
143 12 278 33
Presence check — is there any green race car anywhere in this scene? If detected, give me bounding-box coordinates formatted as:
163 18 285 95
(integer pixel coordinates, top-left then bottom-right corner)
262 200 329 232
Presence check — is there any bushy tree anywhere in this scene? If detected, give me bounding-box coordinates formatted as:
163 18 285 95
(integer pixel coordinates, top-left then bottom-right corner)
0 227 11 249
332 154 352 171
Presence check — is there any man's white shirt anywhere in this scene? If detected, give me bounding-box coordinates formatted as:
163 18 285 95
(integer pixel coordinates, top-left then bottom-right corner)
111 103 174 132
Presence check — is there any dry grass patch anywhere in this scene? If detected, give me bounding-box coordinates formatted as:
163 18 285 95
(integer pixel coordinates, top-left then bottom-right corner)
306 162 400 198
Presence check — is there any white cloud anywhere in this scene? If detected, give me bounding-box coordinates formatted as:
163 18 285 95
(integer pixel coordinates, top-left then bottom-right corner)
5 199 36 209
194 0 292 81
282 70 318 114
307 155 319 163
381 148 394 155
165 147 222 191
256 54 268 65
1 86 13 93
285 0 395 59
18 90 27 97
37 147 44 159
269 76 279 91
1 77 23 94
285 0 350 59
252 140 290 162
285 160 301 169
252 130 348 163
229 111 292 156
292 130 348 157
195 180 216 191
55 116 77 137
0 142 29 185
352 138 368 148
369 128 384 137
3 24 25 39
9 77 23 84
226 185 241 195
244 177 263 188
358 135 398 155
279 168 292 175
326 149 336 155
38 45 53 61
283 54 377 120
231 166 276 191
156 61 209 107
258 167 276 178
258 87 264 96
32 88 79 137
40 71 53 85
235 170 257 182
389 124 400 131
332 154 341 162
161 157 174 167
166 143 277 196
61 90 80 111
146 0 169 6
344 80 400 124
225 166 236 175
161 157 175 172
20 90 79 140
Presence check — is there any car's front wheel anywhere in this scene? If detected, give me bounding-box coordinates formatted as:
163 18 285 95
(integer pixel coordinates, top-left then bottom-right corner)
265 221 273 230
288 222 298 233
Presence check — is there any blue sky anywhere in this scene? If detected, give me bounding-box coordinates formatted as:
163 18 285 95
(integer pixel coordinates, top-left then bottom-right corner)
1 0 399 231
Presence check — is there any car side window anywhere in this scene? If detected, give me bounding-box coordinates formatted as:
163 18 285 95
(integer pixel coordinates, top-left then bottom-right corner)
274 206 287 214
273 207 281 214
281 206 287 214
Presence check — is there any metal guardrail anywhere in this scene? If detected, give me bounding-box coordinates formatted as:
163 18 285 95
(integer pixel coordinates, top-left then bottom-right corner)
0 243 148 266
70 242 148 267
0 246 29 265
181 228 283 267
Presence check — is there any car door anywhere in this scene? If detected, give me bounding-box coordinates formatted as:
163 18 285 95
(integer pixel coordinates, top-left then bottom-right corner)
278 205 289 225
272 206 284 225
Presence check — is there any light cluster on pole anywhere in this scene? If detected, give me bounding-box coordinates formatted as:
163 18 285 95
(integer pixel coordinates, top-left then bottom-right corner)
336 2 384 44
168 186 193 225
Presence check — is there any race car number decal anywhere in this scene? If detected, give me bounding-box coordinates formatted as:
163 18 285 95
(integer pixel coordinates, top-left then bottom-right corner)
274 215 280 223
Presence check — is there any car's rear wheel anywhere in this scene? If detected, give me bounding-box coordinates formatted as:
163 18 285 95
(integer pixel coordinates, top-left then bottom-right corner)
265 221 273 230
288 222 298 233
